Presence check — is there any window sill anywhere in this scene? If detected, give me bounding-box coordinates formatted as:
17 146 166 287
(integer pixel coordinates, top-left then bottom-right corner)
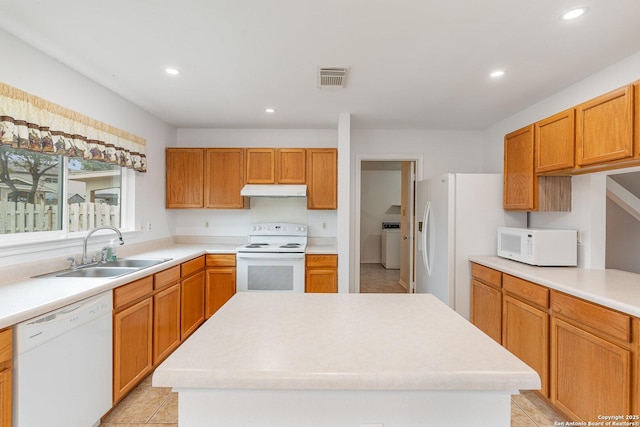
0 229 142 260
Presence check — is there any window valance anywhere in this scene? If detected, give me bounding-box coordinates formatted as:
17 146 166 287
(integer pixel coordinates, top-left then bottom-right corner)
0 82 146 172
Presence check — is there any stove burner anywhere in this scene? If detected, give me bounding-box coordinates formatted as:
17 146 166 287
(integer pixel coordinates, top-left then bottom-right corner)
245 243 269 248
280 243 301 248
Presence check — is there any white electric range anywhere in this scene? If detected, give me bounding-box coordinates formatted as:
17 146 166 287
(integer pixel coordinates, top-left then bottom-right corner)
236 223 307 292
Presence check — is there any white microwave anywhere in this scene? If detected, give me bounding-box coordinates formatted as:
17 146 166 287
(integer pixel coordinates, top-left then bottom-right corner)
497 227 578 266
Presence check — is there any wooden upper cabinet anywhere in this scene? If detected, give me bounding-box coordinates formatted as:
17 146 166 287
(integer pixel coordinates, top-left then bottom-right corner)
166 148 204 208
307 148 337 210
535 109 575 173
246 148 276 183
504 125 535 210
246 148 306 184
276 148 306 183
205 148 245 208
576 84 634 167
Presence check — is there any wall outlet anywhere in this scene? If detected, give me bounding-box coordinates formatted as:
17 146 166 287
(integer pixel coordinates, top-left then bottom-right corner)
204 220 209 228
321 221 327 229
146 221 152 232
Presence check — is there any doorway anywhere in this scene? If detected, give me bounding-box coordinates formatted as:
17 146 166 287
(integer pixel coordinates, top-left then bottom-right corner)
354 154 423 293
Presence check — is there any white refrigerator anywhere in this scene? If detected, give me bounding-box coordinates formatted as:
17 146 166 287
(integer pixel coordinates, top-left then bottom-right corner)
415 173 526 320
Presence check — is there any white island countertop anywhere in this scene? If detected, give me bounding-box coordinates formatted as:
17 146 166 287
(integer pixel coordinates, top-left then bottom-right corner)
153 292 540 392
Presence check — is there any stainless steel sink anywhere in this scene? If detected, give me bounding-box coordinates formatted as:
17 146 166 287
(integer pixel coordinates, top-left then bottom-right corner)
101 258 171 268
56 267 140 278
34 257 173 279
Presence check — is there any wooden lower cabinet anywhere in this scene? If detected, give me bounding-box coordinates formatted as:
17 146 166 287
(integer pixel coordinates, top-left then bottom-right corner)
305 254 337 293
113 257 209 404
0 327 12 427
205 254 236 318
181 270 205 339
550 290 634 421
471 279 502 343
113 296 153 402
470 262 640 420
153 283 181 365
503 294 549 397
181 256 205 339
471 263 503 343
551 317 631 420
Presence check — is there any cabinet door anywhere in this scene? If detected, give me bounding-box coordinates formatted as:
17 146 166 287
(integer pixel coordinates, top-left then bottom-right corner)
551 318 631 421
181 270 205 339
205 148 245 208
504 125 535 210
305 268 337 293
0 328 10 427
307 148 337 209
113 297 153 402
205 267 236 318
153 283 181 364
471 279 502 343
0 367 10 427
166 148 204 208
576 84 634 166
535 109 575 173
246 148 275 183
276 148 306 183
503 295 549 397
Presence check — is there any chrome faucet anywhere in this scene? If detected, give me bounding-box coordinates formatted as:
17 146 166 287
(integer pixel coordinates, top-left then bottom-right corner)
82 226 124 265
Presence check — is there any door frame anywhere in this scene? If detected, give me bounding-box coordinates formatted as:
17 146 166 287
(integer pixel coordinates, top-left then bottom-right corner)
354 154 424 293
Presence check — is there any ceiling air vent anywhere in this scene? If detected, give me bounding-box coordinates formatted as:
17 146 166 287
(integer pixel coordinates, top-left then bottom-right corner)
318 67 349 88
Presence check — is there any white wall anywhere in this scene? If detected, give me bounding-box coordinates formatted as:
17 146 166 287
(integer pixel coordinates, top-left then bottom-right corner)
352 130 486 180
482 51 640 268
0 29 176 265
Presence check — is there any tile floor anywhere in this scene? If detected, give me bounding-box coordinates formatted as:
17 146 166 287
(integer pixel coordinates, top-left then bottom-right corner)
100 375 177 427
360 263 407 293
101 373 566 426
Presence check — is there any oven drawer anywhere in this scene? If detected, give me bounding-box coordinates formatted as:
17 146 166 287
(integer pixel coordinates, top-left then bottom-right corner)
236 252 305 293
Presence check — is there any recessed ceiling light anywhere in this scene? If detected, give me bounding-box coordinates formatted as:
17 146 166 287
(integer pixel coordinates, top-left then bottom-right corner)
561 7 587 20
490 70 505 78
265 108 276 113
165 68 180 75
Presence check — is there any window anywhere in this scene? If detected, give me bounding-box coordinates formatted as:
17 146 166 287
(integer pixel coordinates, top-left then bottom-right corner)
0 145 122 235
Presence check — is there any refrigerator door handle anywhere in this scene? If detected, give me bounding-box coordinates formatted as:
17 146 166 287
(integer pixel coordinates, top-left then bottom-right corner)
422 201 432 277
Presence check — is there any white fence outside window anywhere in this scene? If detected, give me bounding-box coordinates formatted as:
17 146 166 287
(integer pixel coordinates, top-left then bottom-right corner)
0 201 119 233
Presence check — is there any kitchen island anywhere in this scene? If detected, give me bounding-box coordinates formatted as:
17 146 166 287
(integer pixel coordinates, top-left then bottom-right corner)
153 293 540 427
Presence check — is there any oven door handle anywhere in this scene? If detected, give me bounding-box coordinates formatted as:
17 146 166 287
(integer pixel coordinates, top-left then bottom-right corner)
236 253 305 260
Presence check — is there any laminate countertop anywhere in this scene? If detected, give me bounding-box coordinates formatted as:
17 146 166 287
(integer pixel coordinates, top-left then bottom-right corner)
0 240 337 330
152 292 541 392
470 256 640 318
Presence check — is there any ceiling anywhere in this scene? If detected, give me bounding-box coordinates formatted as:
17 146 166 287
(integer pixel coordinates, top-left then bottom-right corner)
1 0 640 130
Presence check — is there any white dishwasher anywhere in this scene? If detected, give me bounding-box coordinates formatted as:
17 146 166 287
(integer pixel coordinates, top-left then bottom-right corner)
14 291 113 427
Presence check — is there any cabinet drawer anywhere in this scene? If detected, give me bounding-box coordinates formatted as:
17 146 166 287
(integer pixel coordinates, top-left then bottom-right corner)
154 265 181 290
181 256 205 278
471 263 502 289
206 254 236 267
306 254 337 268
503 274 549 308
551 291 631 343
114 276 154 310
0 327 11 363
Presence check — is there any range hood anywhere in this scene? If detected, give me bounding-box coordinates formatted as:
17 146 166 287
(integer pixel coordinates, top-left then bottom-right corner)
240 184 307 198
